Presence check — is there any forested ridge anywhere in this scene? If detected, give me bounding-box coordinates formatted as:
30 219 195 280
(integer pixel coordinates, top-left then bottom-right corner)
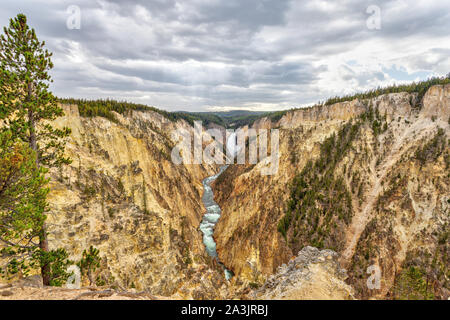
60 75 450 129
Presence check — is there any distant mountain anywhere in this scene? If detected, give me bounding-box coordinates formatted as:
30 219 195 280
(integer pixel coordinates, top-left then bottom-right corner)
177 110 271 128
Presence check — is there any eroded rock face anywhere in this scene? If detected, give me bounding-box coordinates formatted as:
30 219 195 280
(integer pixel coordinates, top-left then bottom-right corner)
422 84 450 119
214 112 354 281
214 85 449 299
251 247 354 300
44 105 228 297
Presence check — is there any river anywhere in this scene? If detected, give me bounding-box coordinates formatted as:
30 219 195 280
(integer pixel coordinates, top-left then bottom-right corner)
199 165 234 280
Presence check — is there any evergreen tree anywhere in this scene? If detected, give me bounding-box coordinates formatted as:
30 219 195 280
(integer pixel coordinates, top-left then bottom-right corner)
77 246 101 286
394 266 434 300
0 14 71 285
0 130 48 278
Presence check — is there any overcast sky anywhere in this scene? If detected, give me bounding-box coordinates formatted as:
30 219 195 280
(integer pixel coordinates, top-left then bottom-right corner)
0 0 449 112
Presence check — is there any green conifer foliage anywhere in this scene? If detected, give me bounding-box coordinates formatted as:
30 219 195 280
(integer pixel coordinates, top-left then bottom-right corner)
0 14 71 285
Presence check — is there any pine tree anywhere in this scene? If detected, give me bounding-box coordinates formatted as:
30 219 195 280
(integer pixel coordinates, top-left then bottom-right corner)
0 130 48 278
0 14 71 285
77 246 101 286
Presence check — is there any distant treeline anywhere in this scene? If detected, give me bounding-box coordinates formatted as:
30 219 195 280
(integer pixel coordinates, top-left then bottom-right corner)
222 75 450 127
173 111 227 127
58 75 450 128
58 98 219 126
254 75 450 127
323 75 450 106
57 97 265 128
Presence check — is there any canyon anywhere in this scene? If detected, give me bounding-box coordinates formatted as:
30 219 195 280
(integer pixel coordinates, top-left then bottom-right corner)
1 85 448 300
214 84 449 299
39 105 232 299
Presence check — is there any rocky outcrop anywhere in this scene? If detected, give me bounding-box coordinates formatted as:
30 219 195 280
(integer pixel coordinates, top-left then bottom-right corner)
251 247 354 300
422 84 450 119
0 281 166 300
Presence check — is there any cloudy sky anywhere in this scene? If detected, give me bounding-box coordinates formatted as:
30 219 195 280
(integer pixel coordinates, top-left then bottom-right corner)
0 0 449 112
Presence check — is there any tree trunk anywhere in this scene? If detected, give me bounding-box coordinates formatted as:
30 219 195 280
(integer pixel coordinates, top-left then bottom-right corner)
39 225 50 286
28 83 50 286
88 270 93 286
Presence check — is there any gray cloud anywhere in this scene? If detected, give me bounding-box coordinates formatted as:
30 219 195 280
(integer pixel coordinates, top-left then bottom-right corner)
0 0 449 111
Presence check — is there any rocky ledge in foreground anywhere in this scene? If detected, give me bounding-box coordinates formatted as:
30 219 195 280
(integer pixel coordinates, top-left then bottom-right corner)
0 276 166 300
251 247 355 300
